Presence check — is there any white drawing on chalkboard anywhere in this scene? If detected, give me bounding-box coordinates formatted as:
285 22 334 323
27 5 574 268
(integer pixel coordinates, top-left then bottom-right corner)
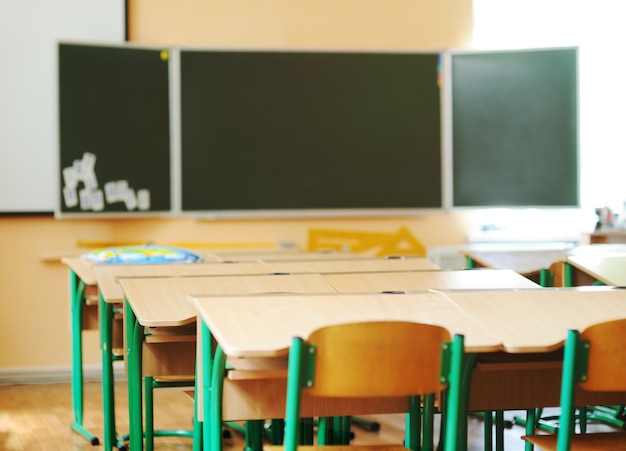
61 152 152 212
124 188 138 211
137 189 150 211
63 186 78 208
104 181 117 203
91 189 105 211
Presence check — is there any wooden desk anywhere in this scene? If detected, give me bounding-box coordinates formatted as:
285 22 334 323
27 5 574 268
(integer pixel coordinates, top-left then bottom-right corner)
94 261 273 303
60 257 100 445
462 249 566 284
191 286 626 450
208 250 365 262
589 231 626 244
117 267 533 450
94 257 440 304
441 287 626 410
323 268 538 292
464 245 626 287
264 256 438 273
97 256 419 450
190 291 499 451
119 273 338 451
554 254 626 287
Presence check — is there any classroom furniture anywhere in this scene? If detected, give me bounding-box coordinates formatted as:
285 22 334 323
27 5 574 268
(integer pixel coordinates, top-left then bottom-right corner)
462 248 567 285
95 260 274 450
93 256 435 449
191 287 626 451
117 267 535 450
92 255 434 444
553 254 626 287
119 272 341 451
61 257 105 445
262 255 439 272
190 291 500 451
260 321 465 451
441 287 626 448
522 318 626 450
588 231 626 244
207 251 372 263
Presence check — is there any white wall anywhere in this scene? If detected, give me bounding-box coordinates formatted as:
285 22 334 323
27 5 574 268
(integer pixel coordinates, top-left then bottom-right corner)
0 0 125 213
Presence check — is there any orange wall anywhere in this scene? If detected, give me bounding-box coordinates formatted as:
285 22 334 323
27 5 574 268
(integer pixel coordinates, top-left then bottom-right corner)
0 1 473 373
128 0 472 49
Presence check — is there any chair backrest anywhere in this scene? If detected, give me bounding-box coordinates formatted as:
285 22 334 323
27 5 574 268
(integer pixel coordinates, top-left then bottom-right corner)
553 317 626 449
283 320 464 451
303 321 451 398
579 317 626 392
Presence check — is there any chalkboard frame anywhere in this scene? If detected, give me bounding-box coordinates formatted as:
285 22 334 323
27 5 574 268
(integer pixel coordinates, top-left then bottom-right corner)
447 47 579 209
56 41 173 218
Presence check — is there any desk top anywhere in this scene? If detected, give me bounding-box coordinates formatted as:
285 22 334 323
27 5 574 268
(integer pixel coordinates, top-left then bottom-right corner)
190 291 502 355
93 257 439 303
562 254 626 286
209 251 364 262
462 244 626 276
264 256 438 273
119 273 338 327
461 249 566 276
118 268 538 328
191 287 626 358
61 257 98 285
94 261 273 303
323 268 538 292
442 286 626 353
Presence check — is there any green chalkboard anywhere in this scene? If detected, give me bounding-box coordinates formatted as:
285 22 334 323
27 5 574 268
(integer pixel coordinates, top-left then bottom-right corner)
180 49 442 214
451 47 578 207
58 43 171 215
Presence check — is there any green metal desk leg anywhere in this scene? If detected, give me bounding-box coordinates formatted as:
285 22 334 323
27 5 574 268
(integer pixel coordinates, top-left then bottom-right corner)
193 373 203 451
564 262 574 287
494 410 504 451
210 342 226 451
145 376 155 451
446 345 476 451
99 293 122 450
443 336 468 451
126 299 145 451
69 270 99 445
244 421 265 451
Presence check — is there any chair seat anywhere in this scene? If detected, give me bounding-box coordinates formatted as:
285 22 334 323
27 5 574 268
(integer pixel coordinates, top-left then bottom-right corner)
523 431 626 450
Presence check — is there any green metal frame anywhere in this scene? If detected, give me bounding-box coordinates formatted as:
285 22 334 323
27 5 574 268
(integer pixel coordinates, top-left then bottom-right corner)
69 270 100 446
125 298 198 450
555 330 588 451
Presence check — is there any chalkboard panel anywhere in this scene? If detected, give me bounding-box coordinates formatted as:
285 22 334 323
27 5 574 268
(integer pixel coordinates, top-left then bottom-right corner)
58 43 171 215
451 47 578 207
180 50 442 215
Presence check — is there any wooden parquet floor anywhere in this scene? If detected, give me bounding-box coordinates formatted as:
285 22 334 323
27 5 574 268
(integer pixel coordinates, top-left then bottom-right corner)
0 379 558 450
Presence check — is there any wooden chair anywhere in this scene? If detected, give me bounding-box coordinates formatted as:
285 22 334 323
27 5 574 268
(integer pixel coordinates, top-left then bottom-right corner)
523 318 626 450
265 320 465 451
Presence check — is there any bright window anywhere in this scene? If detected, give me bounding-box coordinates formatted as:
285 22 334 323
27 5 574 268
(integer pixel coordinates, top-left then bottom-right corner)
471 0 626 234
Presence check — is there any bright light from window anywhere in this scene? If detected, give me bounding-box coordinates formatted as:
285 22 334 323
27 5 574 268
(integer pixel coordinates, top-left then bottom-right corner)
472 1 626 236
